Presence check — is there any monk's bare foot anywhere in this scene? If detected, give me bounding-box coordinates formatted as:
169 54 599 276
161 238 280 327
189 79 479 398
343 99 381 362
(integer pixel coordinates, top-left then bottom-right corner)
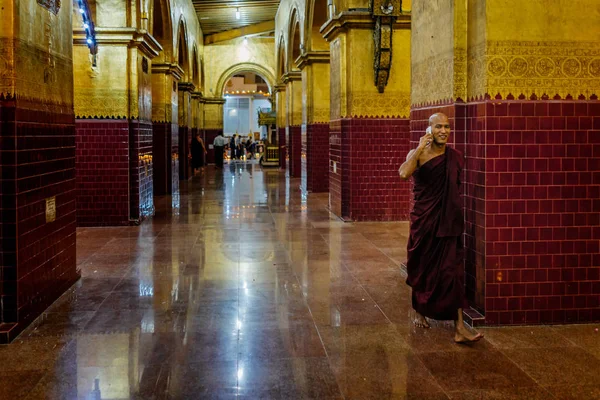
454 324 483 344
411 310 430 328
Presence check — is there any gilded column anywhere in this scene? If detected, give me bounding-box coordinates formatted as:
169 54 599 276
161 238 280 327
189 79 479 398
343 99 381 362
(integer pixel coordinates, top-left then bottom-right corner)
152 63 182 195
322 7 412 221
73 26 161 225
298 52 331 193
284 71 302 177
0 0 79 342
203 97 226 164
177 81 194 180
274 84 287 169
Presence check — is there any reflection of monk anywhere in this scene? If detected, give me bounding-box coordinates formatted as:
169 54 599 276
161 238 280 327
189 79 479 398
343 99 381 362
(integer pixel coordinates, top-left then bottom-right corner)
399 113 483 343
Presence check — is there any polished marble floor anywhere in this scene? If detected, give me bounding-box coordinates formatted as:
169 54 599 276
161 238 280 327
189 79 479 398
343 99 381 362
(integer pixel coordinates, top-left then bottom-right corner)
2 161 600 399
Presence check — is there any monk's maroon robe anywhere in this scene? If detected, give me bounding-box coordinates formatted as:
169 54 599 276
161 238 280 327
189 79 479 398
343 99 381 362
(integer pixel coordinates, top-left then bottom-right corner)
406 146 469 320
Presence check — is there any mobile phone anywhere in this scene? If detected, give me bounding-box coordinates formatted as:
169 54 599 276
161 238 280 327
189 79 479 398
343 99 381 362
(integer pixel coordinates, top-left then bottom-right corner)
426 127 432 134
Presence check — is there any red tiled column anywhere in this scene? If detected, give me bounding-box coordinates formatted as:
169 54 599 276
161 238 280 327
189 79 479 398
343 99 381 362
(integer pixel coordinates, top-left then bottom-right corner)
153 122 169 195
329 119 343 217
288 125 302 178
130 120 154 220
329 117 412 221
76 119 154 226
479 99 600 325
1 98 79 343
306 123 330 193
76 120 130 226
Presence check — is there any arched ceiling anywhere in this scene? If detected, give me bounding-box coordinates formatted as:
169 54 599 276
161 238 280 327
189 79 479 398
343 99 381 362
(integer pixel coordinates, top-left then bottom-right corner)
194 0 280 35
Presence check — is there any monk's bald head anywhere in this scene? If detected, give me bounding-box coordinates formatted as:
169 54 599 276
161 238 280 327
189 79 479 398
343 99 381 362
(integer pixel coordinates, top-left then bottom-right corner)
429 113 449 126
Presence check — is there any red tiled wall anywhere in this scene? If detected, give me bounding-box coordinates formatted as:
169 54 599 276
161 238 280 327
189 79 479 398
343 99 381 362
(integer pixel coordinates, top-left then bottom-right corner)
329 119 343 217
330 117 411 221
153 122 169 195
278 127 286 170
1 99 79 343
76 120 130 226
307 123 330 193
130 120 154 221
178 126 190 180
288 125 302 178
204 129 222 164
480 100 600 325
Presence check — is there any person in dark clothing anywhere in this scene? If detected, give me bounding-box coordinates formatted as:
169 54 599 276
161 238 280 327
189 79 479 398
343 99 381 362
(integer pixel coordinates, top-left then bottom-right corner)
399 113 483 344
230 135 236 161
191 132 207 173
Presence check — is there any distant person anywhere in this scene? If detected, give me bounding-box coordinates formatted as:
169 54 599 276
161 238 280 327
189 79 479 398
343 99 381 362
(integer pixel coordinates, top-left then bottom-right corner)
213 133 227 169
191 132 207 174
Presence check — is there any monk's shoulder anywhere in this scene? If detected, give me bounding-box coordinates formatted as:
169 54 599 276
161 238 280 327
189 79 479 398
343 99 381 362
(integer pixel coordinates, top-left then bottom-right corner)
447 146 465 168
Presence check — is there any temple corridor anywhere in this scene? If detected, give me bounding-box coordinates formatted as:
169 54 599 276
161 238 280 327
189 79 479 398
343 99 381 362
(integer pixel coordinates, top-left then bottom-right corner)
1 165 599 399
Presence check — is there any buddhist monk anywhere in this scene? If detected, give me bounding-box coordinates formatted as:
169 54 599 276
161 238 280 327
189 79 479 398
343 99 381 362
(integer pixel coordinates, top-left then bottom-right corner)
398 113 483 343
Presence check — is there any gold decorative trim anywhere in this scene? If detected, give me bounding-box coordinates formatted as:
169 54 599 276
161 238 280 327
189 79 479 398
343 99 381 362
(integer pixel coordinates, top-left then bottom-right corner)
282 71 302 83
348 90 410 118
203 97 226 105
178 82 195 92
475 40 600 100
321 10 410 42
151 63 184 81
296 51 330 69
73 28 163 59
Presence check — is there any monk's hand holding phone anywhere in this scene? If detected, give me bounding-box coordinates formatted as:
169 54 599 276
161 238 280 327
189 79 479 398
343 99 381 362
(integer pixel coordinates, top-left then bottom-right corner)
418 127 433 150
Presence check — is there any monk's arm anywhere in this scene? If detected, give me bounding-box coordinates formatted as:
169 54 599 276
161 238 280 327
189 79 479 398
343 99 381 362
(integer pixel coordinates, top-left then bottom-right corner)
398 148 423 180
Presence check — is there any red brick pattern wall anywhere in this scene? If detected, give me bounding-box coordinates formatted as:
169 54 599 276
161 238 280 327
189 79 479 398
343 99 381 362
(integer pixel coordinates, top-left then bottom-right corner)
204 129 222 164
329 119 343 217
130 120 154 222
1 100 79 342
288 125 302 178
76 120 130 226
330 118 412 221
278 127 286 170
481 100 600 325
152 122 168 195
306 123 330 193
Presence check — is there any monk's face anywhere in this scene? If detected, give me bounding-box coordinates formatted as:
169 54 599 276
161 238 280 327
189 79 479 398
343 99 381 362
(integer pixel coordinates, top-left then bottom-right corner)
430 115 451 145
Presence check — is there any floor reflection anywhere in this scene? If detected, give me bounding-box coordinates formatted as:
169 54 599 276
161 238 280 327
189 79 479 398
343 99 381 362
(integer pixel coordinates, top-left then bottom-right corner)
1 161 599 399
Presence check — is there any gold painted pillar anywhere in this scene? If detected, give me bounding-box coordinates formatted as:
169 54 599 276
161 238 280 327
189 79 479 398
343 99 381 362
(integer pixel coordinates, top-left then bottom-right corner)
73 24 161 226
274 84 287 169
152 63 182 196
298 52 331 192
412 0 600 326
284 71 302 177
203 97 226 164
0 0 79 342
321 6 412 221
177 82 194 180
